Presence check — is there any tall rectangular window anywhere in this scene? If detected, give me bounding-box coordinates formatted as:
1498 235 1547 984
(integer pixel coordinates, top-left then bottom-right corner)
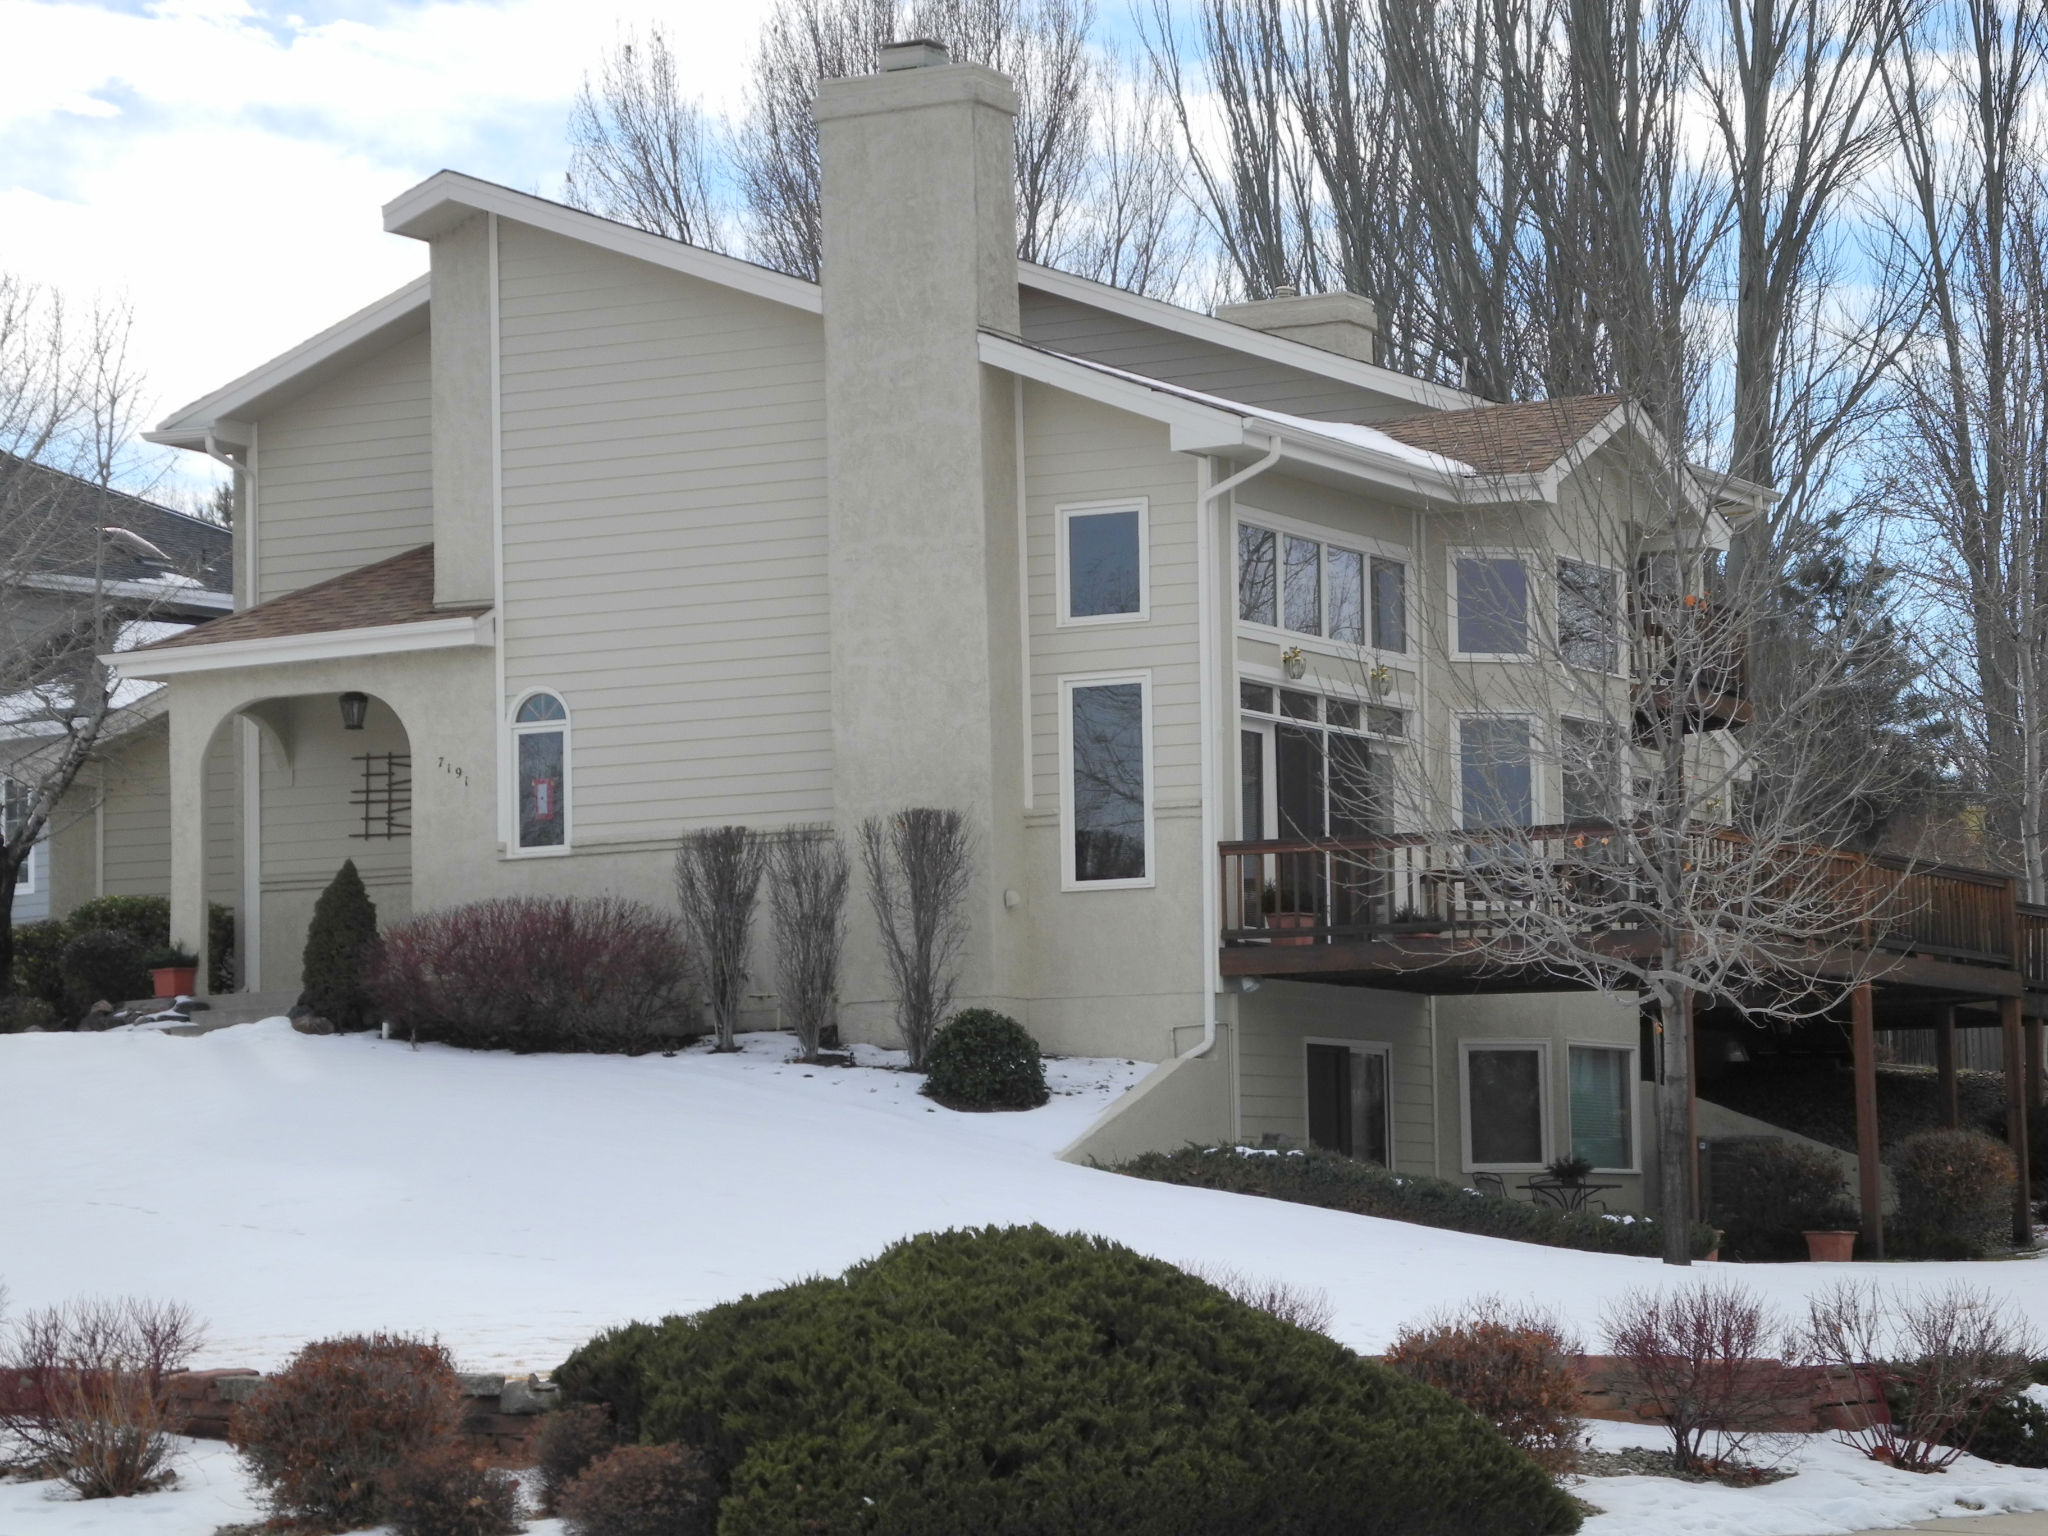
1465 1045 1546 1168
1066 677 1150 885
1238 525 1277 625
1569 1045 1634 1168
1327 547 1365 644
1061 504 1146 622
1460 716 1532 828
1371 557 1406 652
1455 556 1529 655
1283 535 1322 634
1558 559 1617 671
1560 717 1621 824
1 778 33 895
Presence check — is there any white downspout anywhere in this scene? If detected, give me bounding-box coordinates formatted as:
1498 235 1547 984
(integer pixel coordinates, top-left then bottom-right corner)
1188 435 1282 1065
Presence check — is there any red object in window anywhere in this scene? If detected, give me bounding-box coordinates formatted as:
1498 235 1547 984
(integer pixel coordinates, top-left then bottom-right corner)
532 778 558 820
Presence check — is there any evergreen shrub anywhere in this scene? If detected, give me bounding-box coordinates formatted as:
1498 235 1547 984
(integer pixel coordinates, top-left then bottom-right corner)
301 860 380 1030
557 1444 715 1536
65 895 236 993
231 1332 462 1530
553 1321 661 1442
1891 1128 2015 1258
379 1444 524 1536
10 918 72 1011
921 1008 1049 1110
1708 1138 1859 1261
1385 1299 1585 1475
365 896 692 1053
58 927 149 1015
1117 1145 1718 1259
558 1225 1582 1536
0 994 58 1032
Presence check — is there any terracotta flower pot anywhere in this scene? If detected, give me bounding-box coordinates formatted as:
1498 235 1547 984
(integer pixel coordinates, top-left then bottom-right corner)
1804 1229 1857 1262
1267 912 1316 947
151 966 197 1000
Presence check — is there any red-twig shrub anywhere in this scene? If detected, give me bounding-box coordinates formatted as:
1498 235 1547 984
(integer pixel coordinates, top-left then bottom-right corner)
533 1403 617 1512
557 1443 715 1536
1384 1297 1585 1474
231 1332 464 1529
379 1443 525 1536
0 1296 205 1497
365 896 693 1054
1601 1284 1792 1474
1803 1280 2037 1471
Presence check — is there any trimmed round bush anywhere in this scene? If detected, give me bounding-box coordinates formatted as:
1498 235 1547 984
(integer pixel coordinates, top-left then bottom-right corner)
921 1008 1049 1110
559 1225 1581 1536
59 927 150 1015
534 1402 618 1512
1892 1128 2016 1258
1385 1299 1584 1475
1708 1138 1858 1262
558 1444 715 1536
380 1444 524 1536
366 895 692 1053
231 1332 463 1529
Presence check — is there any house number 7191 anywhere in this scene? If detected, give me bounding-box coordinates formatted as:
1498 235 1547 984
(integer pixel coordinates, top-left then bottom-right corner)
436 757 469 783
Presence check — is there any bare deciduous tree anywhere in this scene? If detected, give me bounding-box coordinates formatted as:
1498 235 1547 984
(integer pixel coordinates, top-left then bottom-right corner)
675 825 767 1051
860 806 973 1067
567 24 727 249
1 276 164 995
768 824 851 1061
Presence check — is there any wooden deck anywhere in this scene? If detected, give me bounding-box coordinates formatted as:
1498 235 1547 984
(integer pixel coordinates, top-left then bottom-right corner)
1220 827 2048 1256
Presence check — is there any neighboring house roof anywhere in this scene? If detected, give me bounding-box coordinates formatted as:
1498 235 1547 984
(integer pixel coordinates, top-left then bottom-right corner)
3 452 232 617
1373 396 1626 475
130 545 482 655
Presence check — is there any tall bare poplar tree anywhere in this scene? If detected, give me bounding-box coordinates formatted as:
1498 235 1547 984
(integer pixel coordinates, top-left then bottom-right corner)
567 24 728 248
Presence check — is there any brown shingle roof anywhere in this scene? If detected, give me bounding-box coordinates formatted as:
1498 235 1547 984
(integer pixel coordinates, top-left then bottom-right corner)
1373 395 1624 475
133 545 487 653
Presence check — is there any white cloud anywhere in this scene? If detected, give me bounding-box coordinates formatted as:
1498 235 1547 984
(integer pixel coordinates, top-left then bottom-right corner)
2 0 777 490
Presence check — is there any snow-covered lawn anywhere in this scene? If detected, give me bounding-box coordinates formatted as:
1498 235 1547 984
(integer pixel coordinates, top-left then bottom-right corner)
13 1018 2048 1535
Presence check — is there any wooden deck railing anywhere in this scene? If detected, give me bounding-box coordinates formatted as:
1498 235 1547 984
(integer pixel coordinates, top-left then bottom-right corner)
1220 826 2028 978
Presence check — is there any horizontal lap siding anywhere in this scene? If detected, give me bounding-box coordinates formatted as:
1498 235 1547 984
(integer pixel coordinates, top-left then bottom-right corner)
1019 290 1404 423
1237 982 1437 1173
497 223 831 840
257 333 433 602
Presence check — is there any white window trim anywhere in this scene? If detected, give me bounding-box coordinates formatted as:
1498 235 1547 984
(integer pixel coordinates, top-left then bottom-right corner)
1448 546 1536 661
1566 1039 1641 1174
1302 1036 1396 1165
1055 497 1150 628
1556 556 1625 676
505 687 573 858
1233 509 1410 659
1459 1038 1552 1173
2 780 33 895
1238 671 1414 745
1453 710 1540 827
1058 669 1155 892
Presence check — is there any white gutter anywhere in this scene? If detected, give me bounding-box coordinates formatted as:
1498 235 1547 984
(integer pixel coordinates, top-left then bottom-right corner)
102 612 494 679
1187 435 1282 1065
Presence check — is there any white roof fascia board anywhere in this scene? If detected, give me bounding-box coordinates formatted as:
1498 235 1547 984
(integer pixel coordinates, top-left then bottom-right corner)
1019 263 1483 413
149 277 431 446
24 573 233 610
104 612 495 680
384 172 823 316
979 332 1251 452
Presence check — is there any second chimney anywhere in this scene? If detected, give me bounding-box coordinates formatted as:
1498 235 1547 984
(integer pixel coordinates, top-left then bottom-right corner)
1215 290 1380 365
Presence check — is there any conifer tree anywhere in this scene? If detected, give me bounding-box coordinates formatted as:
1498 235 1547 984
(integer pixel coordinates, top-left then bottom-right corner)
299 859 379 1030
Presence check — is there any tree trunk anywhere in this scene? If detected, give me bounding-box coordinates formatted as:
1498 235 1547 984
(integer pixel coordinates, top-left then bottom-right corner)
0 852 19 996
1655 981 1695 1265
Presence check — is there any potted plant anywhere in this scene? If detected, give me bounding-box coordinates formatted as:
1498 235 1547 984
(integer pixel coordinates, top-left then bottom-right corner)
1802 1227 1859 1262
145 945 199 1001
1546 1155 1594 1187
1260 884 1316 946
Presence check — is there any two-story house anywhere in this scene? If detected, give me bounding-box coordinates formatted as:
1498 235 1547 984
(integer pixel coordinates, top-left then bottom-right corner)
120 42 1784 1213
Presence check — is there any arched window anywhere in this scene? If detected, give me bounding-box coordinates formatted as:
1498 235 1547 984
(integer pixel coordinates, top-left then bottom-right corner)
511 692 569 851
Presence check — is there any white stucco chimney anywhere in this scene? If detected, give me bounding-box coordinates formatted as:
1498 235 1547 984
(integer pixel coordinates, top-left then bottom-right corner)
1215 290 1380 365
814 42 1028 1023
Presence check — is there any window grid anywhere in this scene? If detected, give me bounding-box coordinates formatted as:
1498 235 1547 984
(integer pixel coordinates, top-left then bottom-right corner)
1238 520 1406 654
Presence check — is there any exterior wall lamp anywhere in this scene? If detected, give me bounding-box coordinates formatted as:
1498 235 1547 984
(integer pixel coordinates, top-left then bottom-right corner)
338 692 370 731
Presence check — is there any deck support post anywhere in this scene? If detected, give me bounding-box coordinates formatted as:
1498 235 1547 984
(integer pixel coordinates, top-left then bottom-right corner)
1936 1007 1960 1129
2028 1018 2043 1112
1852 983 1883 1260
2003 996 2032 1248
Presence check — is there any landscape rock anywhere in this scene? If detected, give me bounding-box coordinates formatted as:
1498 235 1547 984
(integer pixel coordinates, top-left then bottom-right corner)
291 1014 336 1035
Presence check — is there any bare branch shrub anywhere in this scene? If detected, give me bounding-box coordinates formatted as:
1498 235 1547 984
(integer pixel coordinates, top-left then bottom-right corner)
768 825 850 1062
860 807 973 1068
1803 1281 2037 1472
1385 1296 1585 1475
675 826 767 1053
1186 1264 1335 1335
1601 1283 1793 1474
0 1295 205 1497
